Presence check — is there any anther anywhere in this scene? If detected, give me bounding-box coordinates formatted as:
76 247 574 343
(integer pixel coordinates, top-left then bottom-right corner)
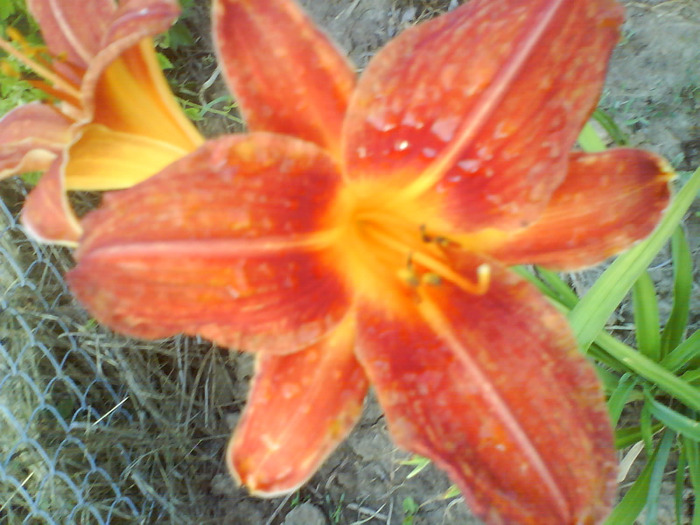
397 266 420 287
420 224 454 248
421 272 442 286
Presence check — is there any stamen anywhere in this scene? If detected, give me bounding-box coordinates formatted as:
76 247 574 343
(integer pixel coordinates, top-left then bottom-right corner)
411 251 490 295
0 36 82 101
364 224 491 295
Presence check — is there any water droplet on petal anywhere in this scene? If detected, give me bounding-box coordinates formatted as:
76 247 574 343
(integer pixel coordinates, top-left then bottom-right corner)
395 139 410 151
356 146 368 159
430 116 460 142
367 112 397 132
401 111 425 129
457 159 481 173
493 121 513 140
476 145 494 161
422 147 437 158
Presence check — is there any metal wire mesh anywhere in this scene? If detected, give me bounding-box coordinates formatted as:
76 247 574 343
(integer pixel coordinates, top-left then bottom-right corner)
0 179 169 524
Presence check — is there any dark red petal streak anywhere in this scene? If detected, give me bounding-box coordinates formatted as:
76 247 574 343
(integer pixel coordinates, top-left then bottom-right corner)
355 255 616 524
68 134 350 353
0 103 73 178
214 0 355 158
230 318 367 496
22 155 82 245
344 0 623 231
487 149 673 270
27 0 114 66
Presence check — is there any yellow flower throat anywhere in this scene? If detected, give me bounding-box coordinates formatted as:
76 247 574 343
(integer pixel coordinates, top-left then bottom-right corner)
326 181 491 311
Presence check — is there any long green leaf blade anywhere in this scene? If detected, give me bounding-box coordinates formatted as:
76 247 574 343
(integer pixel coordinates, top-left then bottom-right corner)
596 332 700 411
683 435 700 525
633 271 661 361
605 440 660 524
647 397 700 441
608 373 637 426
660 227 693 354
645 429 675 525
661 330 700 373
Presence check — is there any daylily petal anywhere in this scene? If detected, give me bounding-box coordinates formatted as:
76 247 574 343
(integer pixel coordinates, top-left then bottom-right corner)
21 155 82 245
78 0 201 149
355 254 616 524
0 102 73 178
229 317 367 496
27 0 114 67
68 134 351 352
473 149 673 270
213 0 356 158
89 40 203 150
64 124 192 190
343 0 624 231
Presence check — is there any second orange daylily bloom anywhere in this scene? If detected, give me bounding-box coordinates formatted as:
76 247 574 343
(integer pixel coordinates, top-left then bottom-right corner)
67 0 672 523
0 0 202 245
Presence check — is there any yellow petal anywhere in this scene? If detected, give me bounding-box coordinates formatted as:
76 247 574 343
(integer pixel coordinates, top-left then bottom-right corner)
91 39 203 151
64 124 191 190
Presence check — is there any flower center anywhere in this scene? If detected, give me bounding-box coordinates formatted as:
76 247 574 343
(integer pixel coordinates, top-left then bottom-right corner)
327 181 490 311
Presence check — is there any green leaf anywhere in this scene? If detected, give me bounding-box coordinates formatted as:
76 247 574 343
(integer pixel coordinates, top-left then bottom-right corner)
570 167 700 352
616 424 664 450
535 267 579 308
578 121 608 152
641 399 654 452
401 455 431 479
633 271 661 361
645 429 676 525
0 0 17 19
661 330 700 373
605 440 661 524
608 373 638 426
648 397 700 440
660 227 693 354
684 436 700 525
681 368 700 386
592 108 629 146
596 332 700 411
676 445 687 525
156 52 173 70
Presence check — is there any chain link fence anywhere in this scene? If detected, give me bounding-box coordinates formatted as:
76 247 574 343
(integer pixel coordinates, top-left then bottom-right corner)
0 179 242 524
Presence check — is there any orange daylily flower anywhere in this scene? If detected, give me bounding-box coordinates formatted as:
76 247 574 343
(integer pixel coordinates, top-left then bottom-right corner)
67 0 672 523
0 0 203 245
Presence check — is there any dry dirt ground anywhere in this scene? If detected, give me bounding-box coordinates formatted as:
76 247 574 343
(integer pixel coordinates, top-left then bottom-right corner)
0 1 698 524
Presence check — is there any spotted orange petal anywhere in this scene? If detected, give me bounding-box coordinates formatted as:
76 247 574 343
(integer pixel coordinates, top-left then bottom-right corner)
476 149 673 270
0 103 73 179
68 134 350 352
355 254 616 524
229 317 367 496
213 0 355 159
343 0 623 231
27 0 114 67
22 155 82 245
